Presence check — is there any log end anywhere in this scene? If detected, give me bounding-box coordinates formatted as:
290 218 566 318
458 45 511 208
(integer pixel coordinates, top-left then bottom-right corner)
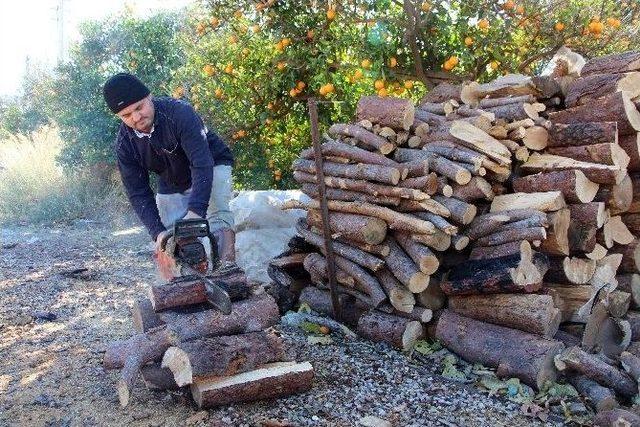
117 379 131 407
575 170 600 203
408 273 431 294
161 346 193 387
402 321 425 351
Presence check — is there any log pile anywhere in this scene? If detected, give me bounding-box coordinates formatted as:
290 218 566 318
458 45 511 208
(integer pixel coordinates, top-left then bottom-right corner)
103 272 314 407
273 50 640 416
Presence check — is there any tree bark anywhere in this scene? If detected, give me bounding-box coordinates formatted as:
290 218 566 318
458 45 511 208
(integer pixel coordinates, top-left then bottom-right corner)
301 183 401 207
581 51 640 76
374 268 415 313
546 143 630 169
191 361 314 408
149 276 251 312
300 140 401 167
141 364 179 391
610 239 640 274
474 227 547 248
420 82 462 103
161 332 285 387
593 173 633 214
566 374 618 413
412 212 458 235
411 229 452 252
383 236 430 293
450 177 494 202
292 158 401 185
548 121 618 148
469 240 530 260
594 409 640 427
357 311 424 351
565 72 640 108
432 196 477 225
394 231 439 275
448 293 561 338
397 173 438 194
328 123 396 154
538 209 570 256
435 310 564 389
356 96 415 131
306 209 387 246
521 153 626 185
620 133 640 172
568 202 607 253
298 286 365 327
485 102 539 122
512 169 598 205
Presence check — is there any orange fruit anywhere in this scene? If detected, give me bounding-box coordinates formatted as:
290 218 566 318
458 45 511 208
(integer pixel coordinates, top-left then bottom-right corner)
214 88 223 98
389 57 397 68
289 88 298 97
306 29 315 41
282 37 291 47
377 88 388 97
267 102 274 110
237 129 246 138
490 61 499 70
607 17 621 28
327 8 336 20
252 24 260 33
361 59 372 69
224 63 234 74
443 61 454 71
374 79 385 90
420 1 431 12
276 61 286 71
404 80 414 89
319 326 330 334
503 0 515 10
172 86 185 98
210 17 219 27
588 21 604 34
516 5 524 14
196 22 206 35
325 83 335 93
448 56 459 66
275 41 284 51
464 36 474 46
203 64 215 76
478 19 489 30
354 69 363 79
296 81 306 90
234 10 243 18
228 34 238 44
555 22 565 31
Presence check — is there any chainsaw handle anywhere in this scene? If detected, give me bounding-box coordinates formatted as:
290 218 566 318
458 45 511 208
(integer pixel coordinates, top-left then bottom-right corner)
158 230 174 252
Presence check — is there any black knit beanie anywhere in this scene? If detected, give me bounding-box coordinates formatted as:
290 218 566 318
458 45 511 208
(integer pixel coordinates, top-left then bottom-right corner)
103 73 150 113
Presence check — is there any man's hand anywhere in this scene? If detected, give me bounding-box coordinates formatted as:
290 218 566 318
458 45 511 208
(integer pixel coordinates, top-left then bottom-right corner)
154 230 170 253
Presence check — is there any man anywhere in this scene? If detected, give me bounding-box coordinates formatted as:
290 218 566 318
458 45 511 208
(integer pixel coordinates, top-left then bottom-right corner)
103 72 237 276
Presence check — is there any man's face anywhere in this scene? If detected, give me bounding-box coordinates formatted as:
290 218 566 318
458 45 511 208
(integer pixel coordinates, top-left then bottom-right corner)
116 95 155 133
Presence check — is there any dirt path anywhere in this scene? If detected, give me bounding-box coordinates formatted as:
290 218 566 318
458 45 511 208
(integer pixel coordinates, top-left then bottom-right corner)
0 222 548 427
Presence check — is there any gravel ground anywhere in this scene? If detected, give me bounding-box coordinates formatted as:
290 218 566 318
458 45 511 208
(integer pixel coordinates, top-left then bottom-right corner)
0 221 559 427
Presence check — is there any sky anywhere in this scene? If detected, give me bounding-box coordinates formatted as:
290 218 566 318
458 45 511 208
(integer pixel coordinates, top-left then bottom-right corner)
0 0 194 97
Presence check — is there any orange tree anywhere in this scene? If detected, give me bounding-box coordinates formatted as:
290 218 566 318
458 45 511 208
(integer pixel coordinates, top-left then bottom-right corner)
172 0 639 190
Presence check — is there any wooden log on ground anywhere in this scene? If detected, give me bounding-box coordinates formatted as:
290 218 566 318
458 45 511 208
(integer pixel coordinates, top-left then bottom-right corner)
300 140 400 167
298 287 365 327
546 143 630 169
513 170 599 204
521 153 626 185
566 374 618 413
565 72 640 108
450 177 494 202
469 240 529 260
191 361 314 408
548 121 618 148
306 209 387 246
303 253 355 287
440 241 548 296
490 191 566 213
384 236 430 293
475 227 547 248
375 268 415 313
356 96 415 130
161 332 285 387
555 346 636 398
357 311 424 351
611 239 640 274
448 293 561 338
395 232 439 275
141 364 180 391
328 123 395 154
103 294 280 407
548 92 640 136
619 133 640 172
436 310 563 389
301 184 400 207
581 51 640 77
432 196 476 225
292 159 401 185
148 276 251 312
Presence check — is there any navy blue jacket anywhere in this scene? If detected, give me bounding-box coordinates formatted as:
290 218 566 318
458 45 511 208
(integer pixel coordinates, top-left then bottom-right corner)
115 97 234 240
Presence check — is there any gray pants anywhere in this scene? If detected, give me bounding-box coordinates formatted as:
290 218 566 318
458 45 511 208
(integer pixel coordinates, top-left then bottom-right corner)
156 165 234 232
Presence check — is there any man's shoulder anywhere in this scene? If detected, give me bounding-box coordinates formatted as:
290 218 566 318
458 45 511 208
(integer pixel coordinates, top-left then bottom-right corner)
115 123 132 152
154 96 196 115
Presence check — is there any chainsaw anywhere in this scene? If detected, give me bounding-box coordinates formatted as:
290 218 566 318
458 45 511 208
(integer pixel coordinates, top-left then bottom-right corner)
159 218 232 314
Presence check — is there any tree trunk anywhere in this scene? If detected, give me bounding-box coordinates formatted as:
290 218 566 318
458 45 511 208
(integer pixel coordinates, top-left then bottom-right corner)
548 92 640 136
440 241 548 296
161 332 285 387
435 310 564 389
555 346 636 398
521 153 626 185
490 191 566 212
357 311 424 351
565 72 640 108
448 293 561 338
292 158 401 185
356 96 415 130
103 294 280 407
306 209 387 246
548 121 618 148
191 361 314 408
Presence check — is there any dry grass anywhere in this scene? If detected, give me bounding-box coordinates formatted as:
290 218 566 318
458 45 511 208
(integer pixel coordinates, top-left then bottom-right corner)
0 126 126 224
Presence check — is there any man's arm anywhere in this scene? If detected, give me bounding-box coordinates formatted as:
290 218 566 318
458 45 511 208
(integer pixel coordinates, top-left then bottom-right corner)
174 102 215 218
115 132 167 240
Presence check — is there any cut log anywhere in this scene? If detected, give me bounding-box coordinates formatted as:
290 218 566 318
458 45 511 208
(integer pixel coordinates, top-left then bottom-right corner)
566 374 618 413
292 159 401 185
448 121 512 165
512 170 598 204
300 140 400 167
582 302 632 358
141 364 179 391
440 241 548 296
451 177 494 202
555 346 636 398
461 77 540 108
547 143 630 169
335 237 390 257
469 240 530 260
420 82 462 103
103 294 280 407
586 244 607 261
388 305 433 323
435 176 453 197
397 173 438 194
598 216 635 248
357 311 424 351
422 143 486 168
548 121 618 148
568 202 607 253
416 281 446 310
269 253 308 269
403 160 429 178
611 239 640 273
295 224 384 271
148 276 251 312
522 126 549 151
548 91 640 136
329 253 387 307
356 96 415 130
594 409 640 427
546 257 597 285
485 102 539 122
436 310 563 389
581 51 640 76
420 101 456 116
490 191 566 213
191 361 314 408
375 268 415 313
593 173 633 215
307 209 387 245
432 196 476 225
411 229 452 252
328 123 396 155
475 227 547 248
521 153 626 185
161 332 285 387
448 293 561 338
479 94 536 108
395 232 439 275
619 133 640 172
303 253 355 287
298 287 365 327
301 183 401 207
396 199 451 217
132 298 166 332
412 212 458 235
505 118 536 131
451 234 470 251
538 209 570 256
384 236 430 293
565 72 640 108
617 274 640 308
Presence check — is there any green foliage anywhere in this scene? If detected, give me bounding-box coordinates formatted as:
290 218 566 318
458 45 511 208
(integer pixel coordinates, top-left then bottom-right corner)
0 67 52 136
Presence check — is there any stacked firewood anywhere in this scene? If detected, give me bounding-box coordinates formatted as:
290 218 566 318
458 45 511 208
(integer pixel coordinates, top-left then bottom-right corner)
274 50 640 418
103 273 314 408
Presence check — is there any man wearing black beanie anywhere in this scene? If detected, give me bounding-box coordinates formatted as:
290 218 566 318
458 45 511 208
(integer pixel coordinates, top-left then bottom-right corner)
103 72 237 276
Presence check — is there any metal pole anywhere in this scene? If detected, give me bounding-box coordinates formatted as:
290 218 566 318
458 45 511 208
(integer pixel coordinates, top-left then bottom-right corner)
307 98 342 321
